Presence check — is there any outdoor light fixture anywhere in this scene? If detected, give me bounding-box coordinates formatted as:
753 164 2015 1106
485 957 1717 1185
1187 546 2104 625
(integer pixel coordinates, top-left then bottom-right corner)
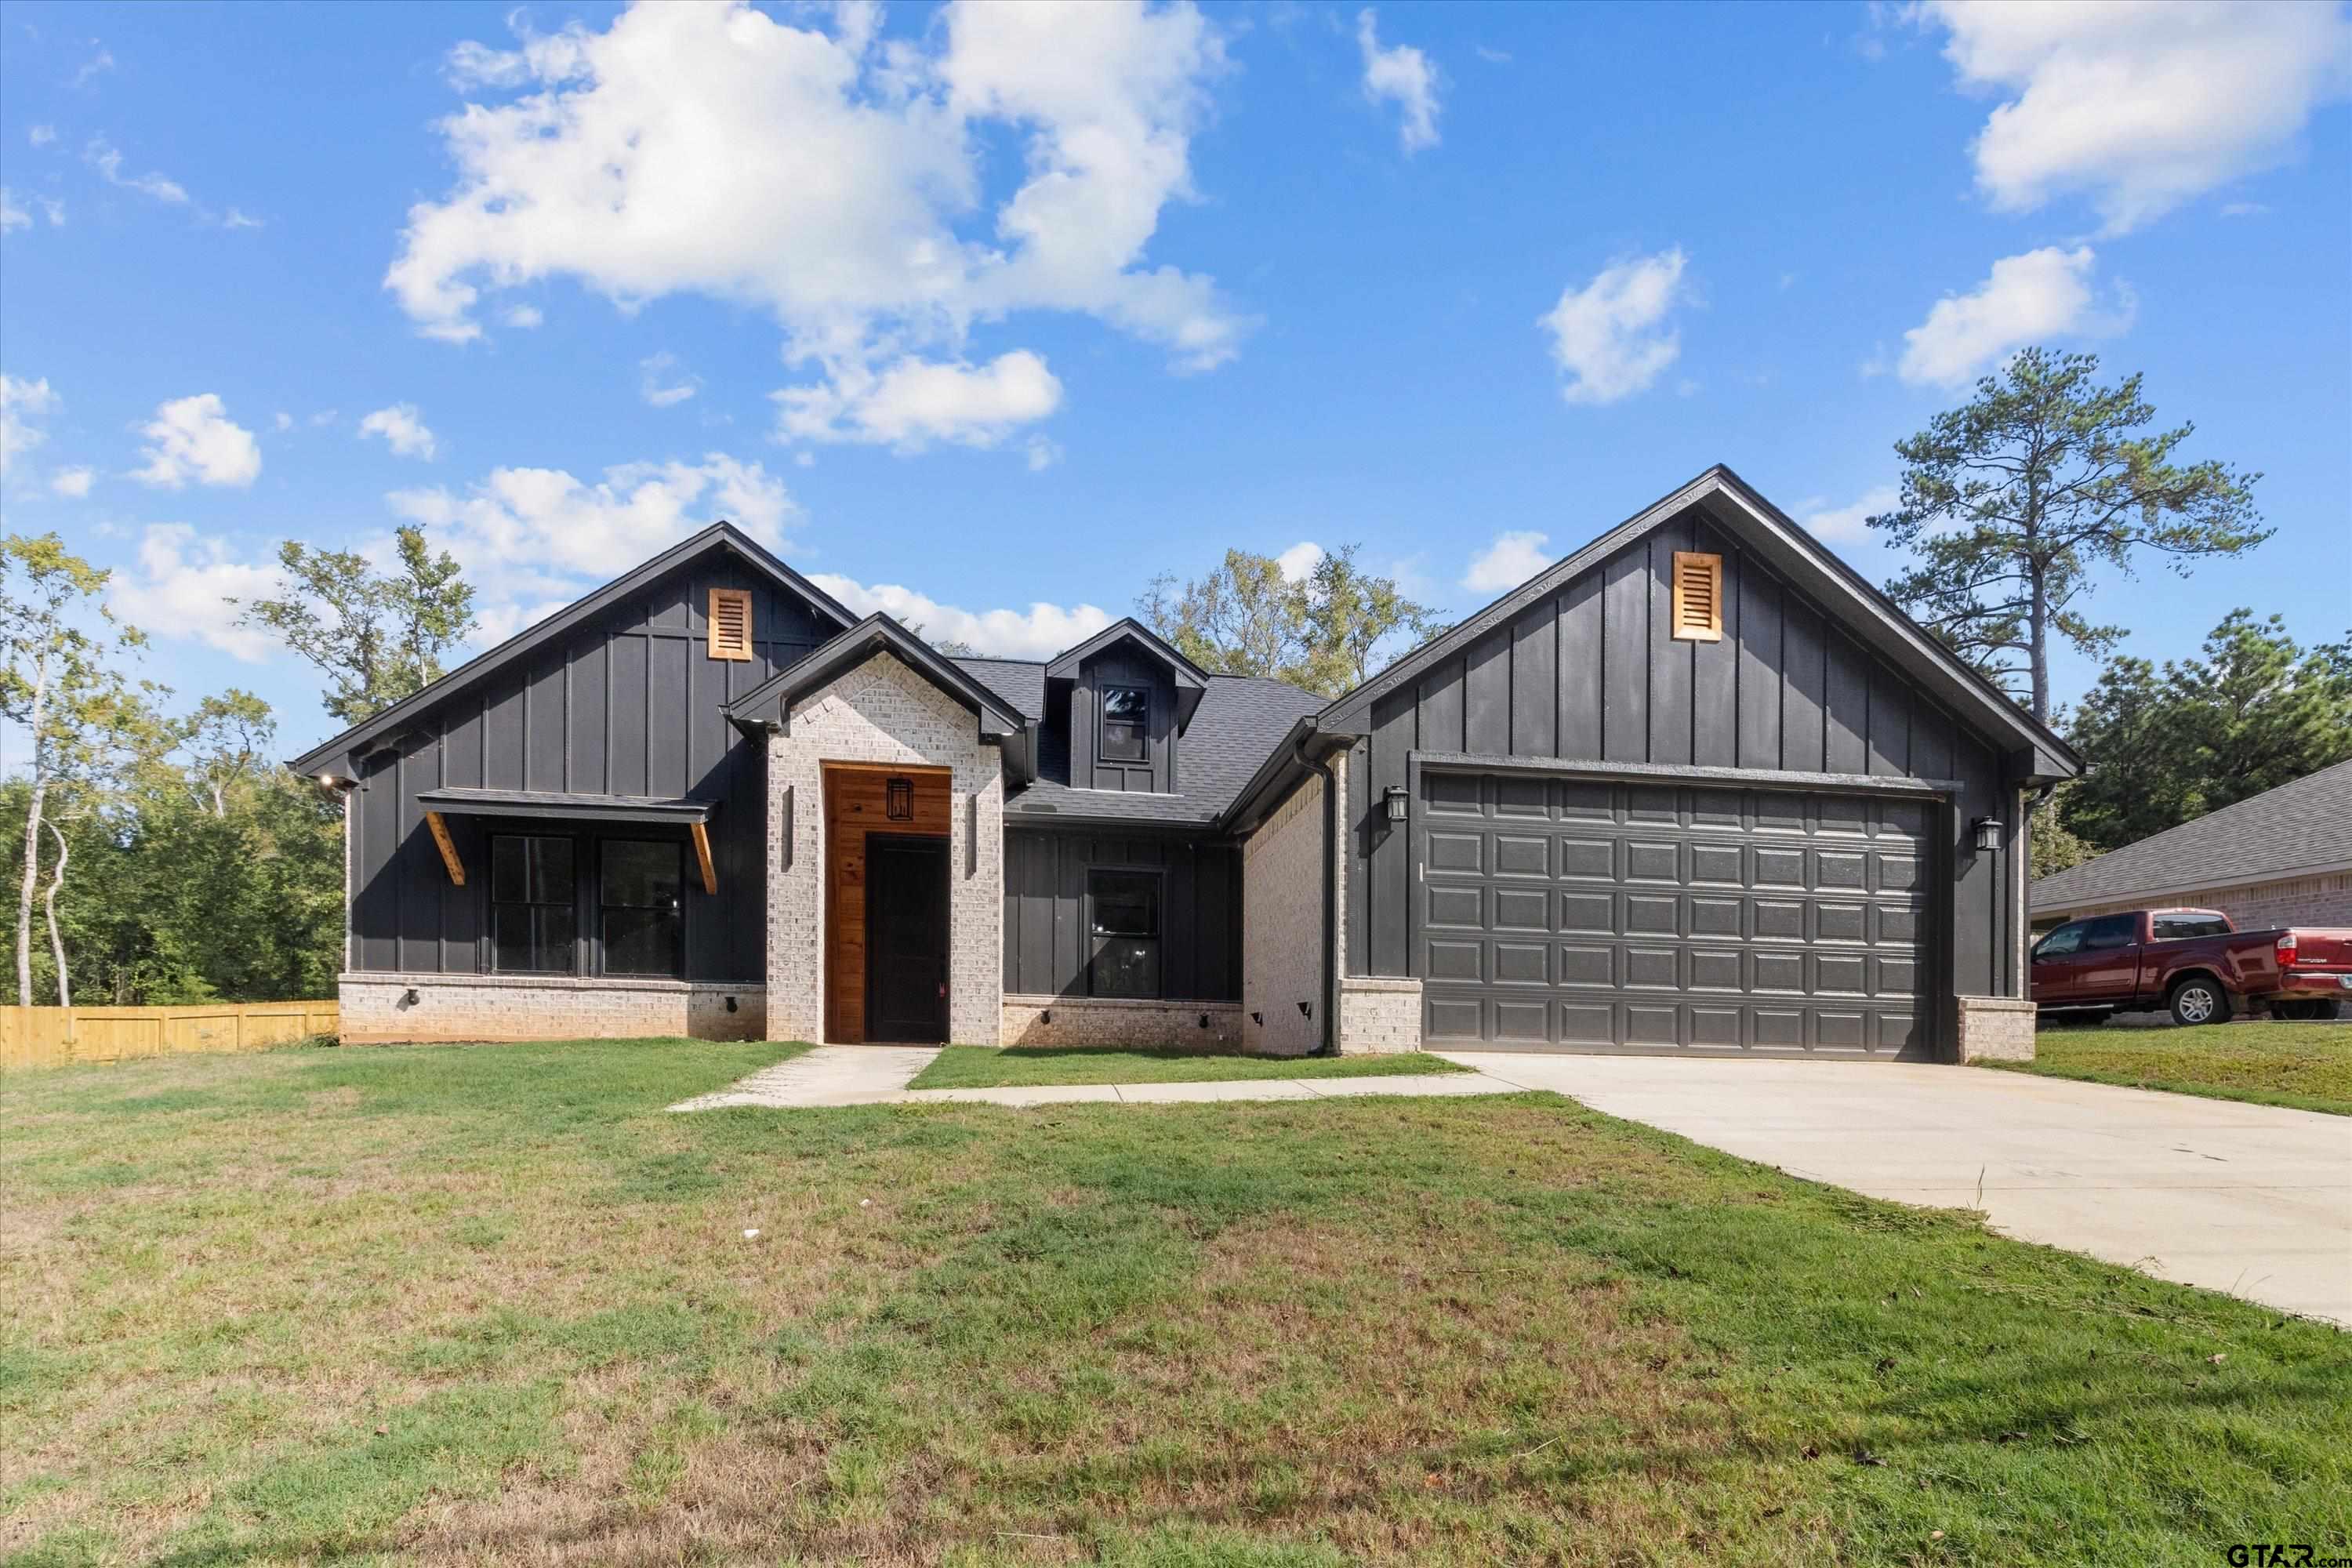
1198 1014 1210 1029
1971 817 2003 855
1385 786 1409 822
886 777 913 821
1297 1000 1313 1019
1041 1009 1052 1025
724 996 739 1014
1250 1011 1263 1025
400 988 419 1007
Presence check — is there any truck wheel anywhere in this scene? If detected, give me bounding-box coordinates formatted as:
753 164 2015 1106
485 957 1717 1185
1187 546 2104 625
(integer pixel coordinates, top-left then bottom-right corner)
2285 1000 2339 1022
2169 977 2229 1028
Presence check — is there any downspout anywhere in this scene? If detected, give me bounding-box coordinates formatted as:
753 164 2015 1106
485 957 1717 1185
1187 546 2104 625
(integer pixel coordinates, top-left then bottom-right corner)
1295 730 1339 1056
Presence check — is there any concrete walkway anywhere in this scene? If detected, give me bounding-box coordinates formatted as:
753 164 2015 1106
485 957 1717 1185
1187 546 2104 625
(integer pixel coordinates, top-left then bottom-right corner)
1446 1051 2352 1327
670 1044 1518 1111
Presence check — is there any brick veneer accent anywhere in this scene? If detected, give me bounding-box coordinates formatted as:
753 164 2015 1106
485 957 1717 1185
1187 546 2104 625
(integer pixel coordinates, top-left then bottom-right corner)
1002 996 1244 1050
339 974 766 1044
766 652 1004 1045
1241 762 1331 1057
1338 975 1423 1054
2038 873 2352 935
1955 994 2036 1063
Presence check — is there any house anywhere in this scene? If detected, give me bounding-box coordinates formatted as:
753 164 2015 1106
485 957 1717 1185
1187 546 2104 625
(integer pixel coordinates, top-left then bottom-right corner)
292 466 2079 1063
2032 758 2352 932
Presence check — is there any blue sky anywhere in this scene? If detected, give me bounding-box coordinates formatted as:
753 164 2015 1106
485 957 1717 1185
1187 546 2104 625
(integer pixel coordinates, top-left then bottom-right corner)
3 0 2347 759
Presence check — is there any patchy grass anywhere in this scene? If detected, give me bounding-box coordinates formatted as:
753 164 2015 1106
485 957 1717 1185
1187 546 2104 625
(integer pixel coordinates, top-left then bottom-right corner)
911 1044 1472 1090
1991 1019 2352 1115
2 1038 2347 1566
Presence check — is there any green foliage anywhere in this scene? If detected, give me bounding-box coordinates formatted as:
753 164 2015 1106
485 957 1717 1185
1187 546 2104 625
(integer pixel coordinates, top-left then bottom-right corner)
237 522 476 725
2061 609 2352 852
1138 543 1442 697
1991 1019 2352 1116
1869 347 2267 721
2027 787 2096 877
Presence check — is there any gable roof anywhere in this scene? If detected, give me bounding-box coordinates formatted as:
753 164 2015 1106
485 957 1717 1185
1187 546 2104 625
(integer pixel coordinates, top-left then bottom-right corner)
1007 673 1327 829
1317 464 2080 782
2031 758 2352 915
724 612 1025 740
950 655 1047 722
289 522 854 779
1044 617 1212 732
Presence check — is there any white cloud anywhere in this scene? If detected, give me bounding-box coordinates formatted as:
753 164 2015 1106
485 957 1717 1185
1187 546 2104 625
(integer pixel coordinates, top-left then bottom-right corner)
387 452 797 614
809 572 1113 659
0 188 64 233
1473 45 1511 65
28 125 57 147
1 375 59 474
132 393 262 488
1274 541 1324 583
2219 201 2270 218
358 403 438 459
223 207 264 230
107 524 283 659
388 0 1243 439
1463 529 1551 593
274 412 294 432
69 49 114 89
85 136 189 205
1357 9 1441 154
774 350 1062 451
1537 248 1689 405
1796 485 1898 544
1023 435 1062 472
1896 245 2133 387
1918 0 2352 235
501 303 544 329
640 353 699 408
49 466 94 499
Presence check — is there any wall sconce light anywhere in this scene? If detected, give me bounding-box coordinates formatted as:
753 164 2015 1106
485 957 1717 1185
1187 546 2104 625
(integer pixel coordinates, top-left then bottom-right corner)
1041 1008 1052 1025
1384 785 1409 822
1297 1000 1313 1019
1250 1011 1263 1025
1198 1013 1210 1029
886 777 914 821
724 995 739 1014
400 987 419 1008
1970 816 2003 855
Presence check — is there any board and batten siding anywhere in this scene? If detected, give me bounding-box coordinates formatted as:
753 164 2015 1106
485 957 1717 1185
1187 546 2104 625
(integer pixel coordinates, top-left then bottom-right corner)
1065 649 1178 794
1345 503 2021 1004
347 559 832 984
1003 827 1242 1001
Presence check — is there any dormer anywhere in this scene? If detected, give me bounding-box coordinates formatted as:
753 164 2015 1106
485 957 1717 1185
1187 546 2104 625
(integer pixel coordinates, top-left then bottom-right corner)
1046 619 1210 795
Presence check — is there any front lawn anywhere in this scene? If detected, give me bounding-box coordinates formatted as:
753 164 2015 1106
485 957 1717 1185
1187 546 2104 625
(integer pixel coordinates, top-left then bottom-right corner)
1991 1019 2352 1115
909 1044 1471 1089
4 1039 2346 1565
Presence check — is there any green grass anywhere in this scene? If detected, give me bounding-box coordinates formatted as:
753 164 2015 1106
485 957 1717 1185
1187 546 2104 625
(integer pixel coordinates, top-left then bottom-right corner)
909 1044 1472 1089
1988 1019 2352 1115
2 1037 2346 1565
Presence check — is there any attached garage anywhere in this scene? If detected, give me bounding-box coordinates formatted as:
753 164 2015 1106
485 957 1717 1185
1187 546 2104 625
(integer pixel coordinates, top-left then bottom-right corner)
1301 466 2079 1062
1414 765 1936 1055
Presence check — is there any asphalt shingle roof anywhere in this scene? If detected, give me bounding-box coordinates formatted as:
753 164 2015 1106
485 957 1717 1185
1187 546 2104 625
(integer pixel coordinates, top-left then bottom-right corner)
1005 673 1327 829
2031 758 2352 913
950 656 1047 722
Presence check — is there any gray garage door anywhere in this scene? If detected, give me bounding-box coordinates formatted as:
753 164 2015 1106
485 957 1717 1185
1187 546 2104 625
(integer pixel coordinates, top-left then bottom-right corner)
1417 771 1934 1056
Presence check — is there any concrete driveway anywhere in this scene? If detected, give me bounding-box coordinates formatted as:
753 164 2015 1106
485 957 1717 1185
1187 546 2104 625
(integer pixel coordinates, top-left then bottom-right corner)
1442 1052 2352 1327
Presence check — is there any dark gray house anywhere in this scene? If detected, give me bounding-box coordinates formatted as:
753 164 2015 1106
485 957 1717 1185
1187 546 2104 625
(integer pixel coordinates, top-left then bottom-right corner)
296 466 2077 1062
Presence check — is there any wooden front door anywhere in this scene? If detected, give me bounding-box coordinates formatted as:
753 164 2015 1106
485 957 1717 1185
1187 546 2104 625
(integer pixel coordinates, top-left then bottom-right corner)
866 836 949 1044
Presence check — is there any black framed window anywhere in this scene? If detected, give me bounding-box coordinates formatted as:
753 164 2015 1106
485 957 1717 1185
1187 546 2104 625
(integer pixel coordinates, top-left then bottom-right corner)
601 840 684 978
1088 869 1161 998
2152 913 2230 941
491 835 577 974
1100 685 1149 764
2080 914 2140 951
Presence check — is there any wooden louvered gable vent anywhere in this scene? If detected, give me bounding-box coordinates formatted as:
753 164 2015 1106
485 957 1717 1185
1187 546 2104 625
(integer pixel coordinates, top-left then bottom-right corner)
1671 551 1723 642
707 588 754 661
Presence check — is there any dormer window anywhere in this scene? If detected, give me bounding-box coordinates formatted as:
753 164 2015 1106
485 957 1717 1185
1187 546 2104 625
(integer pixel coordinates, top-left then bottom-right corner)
1100 685 1149 764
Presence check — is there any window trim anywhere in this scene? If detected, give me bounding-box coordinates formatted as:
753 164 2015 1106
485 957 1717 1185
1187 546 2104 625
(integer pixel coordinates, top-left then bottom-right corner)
597 837 686 979
1098 684 1150 765
1085 865 1164 999
707 587 754 662
488 832 581 976
1671 550 1723 642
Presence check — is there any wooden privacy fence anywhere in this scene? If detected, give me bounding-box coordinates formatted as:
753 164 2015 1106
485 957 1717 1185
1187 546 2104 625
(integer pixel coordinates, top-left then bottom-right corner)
1 1002 339 1071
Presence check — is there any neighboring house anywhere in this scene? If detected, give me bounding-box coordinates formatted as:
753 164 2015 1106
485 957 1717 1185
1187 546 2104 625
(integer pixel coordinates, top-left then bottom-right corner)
292 465 2078 1062
2032 759 2352 932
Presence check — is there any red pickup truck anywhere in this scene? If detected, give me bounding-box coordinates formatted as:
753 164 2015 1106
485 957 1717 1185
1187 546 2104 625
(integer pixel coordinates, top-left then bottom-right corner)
2031 907 2352 1026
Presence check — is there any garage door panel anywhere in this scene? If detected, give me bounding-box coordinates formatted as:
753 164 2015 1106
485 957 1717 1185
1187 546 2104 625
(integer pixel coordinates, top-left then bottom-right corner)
1417 771 1936 1058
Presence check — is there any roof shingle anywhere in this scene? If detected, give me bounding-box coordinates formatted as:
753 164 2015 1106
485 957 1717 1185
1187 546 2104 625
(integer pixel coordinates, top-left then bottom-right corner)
2031 758 2352 913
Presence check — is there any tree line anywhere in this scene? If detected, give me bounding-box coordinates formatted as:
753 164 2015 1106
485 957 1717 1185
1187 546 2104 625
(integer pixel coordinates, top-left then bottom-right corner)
4 347 2336 1004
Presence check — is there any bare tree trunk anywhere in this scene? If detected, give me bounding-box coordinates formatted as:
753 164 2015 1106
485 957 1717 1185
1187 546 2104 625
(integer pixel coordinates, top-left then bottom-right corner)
15 647 49 1006
2027 561 2049 725
42 818 68 1008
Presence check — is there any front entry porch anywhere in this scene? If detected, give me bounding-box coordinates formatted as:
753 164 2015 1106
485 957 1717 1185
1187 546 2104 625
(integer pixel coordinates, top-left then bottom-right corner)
822 761 954 1044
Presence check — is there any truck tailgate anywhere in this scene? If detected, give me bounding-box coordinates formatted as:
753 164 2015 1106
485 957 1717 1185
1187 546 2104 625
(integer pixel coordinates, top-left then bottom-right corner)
2284 928 2352 969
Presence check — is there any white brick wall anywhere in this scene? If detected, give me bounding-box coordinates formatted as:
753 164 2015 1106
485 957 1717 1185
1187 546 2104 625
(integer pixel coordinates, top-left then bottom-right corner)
340 975 766 1044
1002 996 1243 1050
1339 975 1423 1054
766 652 1004 1044
1955 995 2036 1063
1241 768 1327 1057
